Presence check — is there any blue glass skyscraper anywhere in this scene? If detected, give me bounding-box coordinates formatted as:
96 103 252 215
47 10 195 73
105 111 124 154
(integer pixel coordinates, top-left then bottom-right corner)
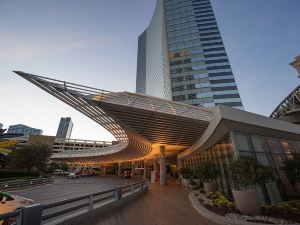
136 0 243 109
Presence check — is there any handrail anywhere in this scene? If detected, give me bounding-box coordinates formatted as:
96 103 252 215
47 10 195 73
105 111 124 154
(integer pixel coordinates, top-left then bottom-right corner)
0 209 22 221
0 177 54 191
41 180 147 223
0 180 147 225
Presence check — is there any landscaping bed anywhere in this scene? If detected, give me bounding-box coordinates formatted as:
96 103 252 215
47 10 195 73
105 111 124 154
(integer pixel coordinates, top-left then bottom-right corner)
196 191 300 225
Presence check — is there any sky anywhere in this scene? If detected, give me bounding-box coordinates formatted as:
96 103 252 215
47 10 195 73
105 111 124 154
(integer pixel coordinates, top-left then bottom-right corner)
0 0 299 141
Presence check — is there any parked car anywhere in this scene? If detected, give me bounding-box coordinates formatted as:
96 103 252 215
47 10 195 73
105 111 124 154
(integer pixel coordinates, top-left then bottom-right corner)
0 192 33 225
53 169 63 175
80 172 91 177
121 171 132 179
67 173 79 179
61 171 70 176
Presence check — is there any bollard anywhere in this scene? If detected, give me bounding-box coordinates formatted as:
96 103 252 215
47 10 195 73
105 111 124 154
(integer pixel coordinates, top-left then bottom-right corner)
22 204 43 225
88 194 94 211
114 186 122 200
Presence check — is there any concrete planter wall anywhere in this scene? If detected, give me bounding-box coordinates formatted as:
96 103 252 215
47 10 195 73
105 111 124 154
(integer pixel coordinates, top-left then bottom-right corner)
203 182 217 193
232 190 261 215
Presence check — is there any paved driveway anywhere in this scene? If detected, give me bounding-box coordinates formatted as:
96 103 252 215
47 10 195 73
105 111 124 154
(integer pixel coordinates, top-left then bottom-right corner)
11 176 133 204
91 180 219 225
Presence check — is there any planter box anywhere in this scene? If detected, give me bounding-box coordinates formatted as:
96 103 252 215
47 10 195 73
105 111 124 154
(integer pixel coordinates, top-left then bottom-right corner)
203 182 217 193
232 190 261 215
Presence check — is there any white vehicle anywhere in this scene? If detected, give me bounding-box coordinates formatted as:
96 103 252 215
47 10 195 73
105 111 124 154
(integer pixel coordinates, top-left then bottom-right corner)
67 173 79 179
53 169 63 175
61 171 70 175
0 192 33 225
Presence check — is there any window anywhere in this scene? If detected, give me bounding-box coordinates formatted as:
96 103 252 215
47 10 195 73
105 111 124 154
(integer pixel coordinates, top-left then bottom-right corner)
213 94 240 99
201 42 223 47
210 78 235 84
232 132 253 152
207 65 231 71
205 59 229 64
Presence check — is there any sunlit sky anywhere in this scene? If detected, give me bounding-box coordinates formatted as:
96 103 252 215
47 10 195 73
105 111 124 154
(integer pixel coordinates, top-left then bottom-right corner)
1 0 299 141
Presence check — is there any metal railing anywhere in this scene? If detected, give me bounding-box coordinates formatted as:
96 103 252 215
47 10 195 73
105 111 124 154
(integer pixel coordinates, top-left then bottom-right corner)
0 180 147 225
0 177 54 191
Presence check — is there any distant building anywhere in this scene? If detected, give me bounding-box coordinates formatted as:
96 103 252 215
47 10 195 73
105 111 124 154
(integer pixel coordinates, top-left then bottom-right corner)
7 124 43 136
56 117 73 139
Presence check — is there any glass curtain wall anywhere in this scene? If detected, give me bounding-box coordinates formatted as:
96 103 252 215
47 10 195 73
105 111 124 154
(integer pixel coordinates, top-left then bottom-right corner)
182 132 300 204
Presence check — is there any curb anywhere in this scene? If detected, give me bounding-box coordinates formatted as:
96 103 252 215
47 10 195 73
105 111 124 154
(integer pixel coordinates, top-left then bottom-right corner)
189 191 266 225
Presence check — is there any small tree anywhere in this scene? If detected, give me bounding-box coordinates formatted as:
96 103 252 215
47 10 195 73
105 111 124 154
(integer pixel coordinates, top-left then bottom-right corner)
178 167 192 179
230 155 275 191
282 154 300 192
47 161 68 172
199 161 219 182
7 143 51 172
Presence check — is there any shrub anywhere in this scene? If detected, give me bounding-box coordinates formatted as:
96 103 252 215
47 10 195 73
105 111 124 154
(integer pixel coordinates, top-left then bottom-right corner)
0 170 39 178
206 192 214 198
199 161 220 182
227 202 235 209
230 155 275 191
262 205 274 214
216 199 228 208
275 205 288 214
282 154 300 192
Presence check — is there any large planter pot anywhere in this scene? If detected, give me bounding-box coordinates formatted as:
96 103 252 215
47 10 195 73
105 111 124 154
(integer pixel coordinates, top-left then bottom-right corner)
189 184 199 190
204 182 217 193
194 179 201 186
296 182 300 193
182 178 190 187
232 190 261 215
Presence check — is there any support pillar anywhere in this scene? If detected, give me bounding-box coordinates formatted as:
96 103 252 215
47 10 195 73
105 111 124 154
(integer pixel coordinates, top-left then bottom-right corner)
118 163 122 177
154 155 159 173
159 146 167 185
143 160 147 179
131 161 135 178
177 157 183 170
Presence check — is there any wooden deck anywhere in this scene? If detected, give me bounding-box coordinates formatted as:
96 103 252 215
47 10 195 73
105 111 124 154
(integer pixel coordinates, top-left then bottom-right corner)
91 180 219 225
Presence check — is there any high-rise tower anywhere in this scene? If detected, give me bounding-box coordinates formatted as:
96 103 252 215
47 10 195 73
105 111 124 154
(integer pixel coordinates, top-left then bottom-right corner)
56 117 73 139
136 0 243 109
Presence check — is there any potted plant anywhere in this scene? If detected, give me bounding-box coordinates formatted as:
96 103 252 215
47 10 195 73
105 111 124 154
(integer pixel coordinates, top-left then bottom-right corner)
178 168 191 187
193 168 201 186
189 179 199 190
200 161 219 193
282 154 300 192
230 155 275 215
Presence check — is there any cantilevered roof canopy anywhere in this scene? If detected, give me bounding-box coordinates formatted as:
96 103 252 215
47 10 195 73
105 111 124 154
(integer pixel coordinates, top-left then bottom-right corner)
15 71 213 163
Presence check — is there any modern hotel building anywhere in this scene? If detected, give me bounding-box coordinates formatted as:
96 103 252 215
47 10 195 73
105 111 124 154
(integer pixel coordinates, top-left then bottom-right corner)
12 0 300 209
15 71 300 205
136 0 243 109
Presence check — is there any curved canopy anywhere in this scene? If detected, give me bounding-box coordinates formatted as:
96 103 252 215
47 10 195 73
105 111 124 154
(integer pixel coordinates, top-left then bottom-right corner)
15 71 213 163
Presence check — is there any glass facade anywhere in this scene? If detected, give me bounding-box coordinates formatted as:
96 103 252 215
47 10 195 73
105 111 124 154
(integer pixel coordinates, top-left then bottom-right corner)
165 0 243 109
136 0 172 100
56 117 73 139
136 0 243 109
182 132 300 204
7 124 43 136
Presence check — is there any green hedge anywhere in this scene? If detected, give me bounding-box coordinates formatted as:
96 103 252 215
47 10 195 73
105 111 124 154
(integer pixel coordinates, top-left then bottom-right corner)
0 170 40 178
